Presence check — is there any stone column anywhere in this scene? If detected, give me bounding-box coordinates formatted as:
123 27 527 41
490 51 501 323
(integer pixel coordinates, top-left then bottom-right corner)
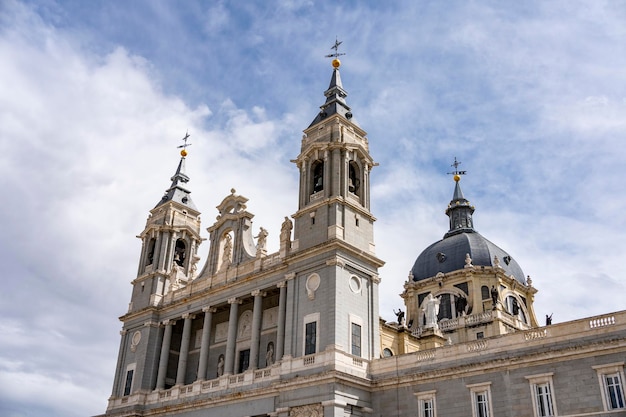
275 282 287 361
249 290 265 369
224 298 241 375
176 314 194 385
156 320 173 390
157 231 169 272
197 306 215 381
112 329 128 397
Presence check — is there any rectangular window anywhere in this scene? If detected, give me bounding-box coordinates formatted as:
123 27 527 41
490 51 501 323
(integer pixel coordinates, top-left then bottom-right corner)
123 369 134 396
525 373 557 417
238 349 250 373
594 363 626 411
415 390 437 417
468 382 493 417
535 383 554 416
305 321 317 355
605 374 626 409
475 392 489 417
422 398 434 417
351 323 362 356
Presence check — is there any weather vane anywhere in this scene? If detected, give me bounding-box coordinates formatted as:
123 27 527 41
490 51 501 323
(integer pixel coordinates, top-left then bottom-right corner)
177 131 192 157
325 37 346 59
447 157 467 181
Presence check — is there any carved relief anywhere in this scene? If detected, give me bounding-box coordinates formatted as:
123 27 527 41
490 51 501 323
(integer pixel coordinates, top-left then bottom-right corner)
290 403 323 417
262 307 279 329
305 273 321 300
215 322 228 342
238 310 252 339
130 330 141 352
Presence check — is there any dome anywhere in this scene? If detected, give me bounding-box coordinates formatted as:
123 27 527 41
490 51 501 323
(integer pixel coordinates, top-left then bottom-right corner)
411 173 526 284
411 231 526 284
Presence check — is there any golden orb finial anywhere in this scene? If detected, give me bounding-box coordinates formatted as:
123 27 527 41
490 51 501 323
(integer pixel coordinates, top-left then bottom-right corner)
180 149 188 157
453 174 460 182
332 58 341 68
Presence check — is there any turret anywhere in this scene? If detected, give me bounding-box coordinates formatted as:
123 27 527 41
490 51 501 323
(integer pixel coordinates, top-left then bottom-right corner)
129 140 202 312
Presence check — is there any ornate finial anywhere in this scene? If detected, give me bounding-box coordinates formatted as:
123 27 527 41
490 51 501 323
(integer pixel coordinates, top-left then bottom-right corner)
325 37 346 68
447 157 467 182
177 131 192 157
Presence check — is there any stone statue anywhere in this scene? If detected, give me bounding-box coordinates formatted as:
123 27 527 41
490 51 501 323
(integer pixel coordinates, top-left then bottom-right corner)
255 227 268 252
455 295 467 317
221 234 232 269
490 286 499 308
217 355 224 377
464 253 473 268
424 294 440 329
266 342 275 366
546 313 553 326
393 308 405 326
280 217 293 241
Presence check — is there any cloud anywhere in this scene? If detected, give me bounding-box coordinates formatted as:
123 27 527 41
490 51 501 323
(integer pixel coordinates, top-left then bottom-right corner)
1 1 626 416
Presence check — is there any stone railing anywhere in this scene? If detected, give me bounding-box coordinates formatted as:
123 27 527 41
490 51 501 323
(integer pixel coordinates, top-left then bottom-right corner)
371 310 626 377
107 348 370 411
589 315 615 329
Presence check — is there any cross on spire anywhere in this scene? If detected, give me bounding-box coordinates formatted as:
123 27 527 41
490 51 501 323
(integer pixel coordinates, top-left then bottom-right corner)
176 131 192 158
447 157 467 182
325 37 346 59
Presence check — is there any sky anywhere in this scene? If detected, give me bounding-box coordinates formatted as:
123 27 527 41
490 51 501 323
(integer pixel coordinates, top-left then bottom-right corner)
1 1 625 416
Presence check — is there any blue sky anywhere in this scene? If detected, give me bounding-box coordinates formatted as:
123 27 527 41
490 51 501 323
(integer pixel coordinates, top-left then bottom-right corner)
1 1 625 416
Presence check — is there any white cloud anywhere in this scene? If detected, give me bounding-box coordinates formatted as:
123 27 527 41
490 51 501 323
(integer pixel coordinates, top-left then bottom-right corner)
1 1 626 416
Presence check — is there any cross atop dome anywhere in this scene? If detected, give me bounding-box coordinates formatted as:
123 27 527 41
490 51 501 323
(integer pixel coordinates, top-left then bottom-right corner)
447 157 467 182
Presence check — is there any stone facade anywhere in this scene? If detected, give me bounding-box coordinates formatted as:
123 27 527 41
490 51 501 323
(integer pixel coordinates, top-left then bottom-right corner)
98 61 626 417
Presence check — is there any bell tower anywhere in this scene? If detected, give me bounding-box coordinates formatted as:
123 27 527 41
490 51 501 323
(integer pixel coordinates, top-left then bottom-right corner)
286 46 383 362
291 55 376 255
130 139 202 313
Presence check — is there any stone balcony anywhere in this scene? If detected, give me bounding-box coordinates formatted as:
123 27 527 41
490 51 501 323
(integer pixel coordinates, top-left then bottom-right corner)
107 346 370 411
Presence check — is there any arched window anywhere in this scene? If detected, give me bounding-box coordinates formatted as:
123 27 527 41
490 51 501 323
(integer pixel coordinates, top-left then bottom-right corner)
481 286 490 300
505 295 528 324
382 348 393 357
174 239 186 267
146 238 156 266
348 162 360 194
312 160 324 193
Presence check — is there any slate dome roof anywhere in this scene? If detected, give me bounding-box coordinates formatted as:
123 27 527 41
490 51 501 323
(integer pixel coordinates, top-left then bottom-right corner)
411 176 526 284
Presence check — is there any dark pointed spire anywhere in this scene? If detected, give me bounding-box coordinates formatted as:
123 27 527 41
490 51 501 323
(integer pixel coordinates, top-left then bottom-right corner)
309 41 354 127
155 134 198 211
444 158 475 237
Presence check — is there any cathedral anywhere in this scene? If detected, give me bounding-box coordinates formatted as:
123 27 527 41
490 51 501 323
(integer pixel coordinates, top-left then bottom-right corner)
98 56 626 417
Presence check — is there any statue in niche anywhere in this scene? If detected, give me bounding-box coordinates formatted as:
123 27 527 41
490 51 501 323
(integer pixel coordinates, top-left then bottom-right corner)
490 286 499 308
424 294 440 329
393 308 405 326
266 342 275 366
216 355 225 377
221 234 233 268
455 295 467 317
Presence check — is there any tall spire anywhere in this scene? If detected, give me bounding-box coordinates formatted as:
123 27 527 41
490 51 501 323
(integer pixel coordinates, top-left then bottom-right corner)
155 133 197 211
444 158 475 237
308 40 353 127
